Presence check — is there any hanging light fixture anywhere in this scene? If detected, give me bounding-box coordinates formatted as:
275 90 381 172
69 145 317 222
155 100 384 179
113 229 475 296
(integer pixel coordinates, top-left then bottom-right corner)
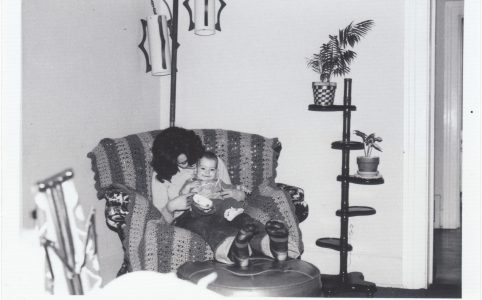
139 0 227 75
194 0 215 35
184 0 226 36
138 0 227 126
146 14 171 76
138 0 174 76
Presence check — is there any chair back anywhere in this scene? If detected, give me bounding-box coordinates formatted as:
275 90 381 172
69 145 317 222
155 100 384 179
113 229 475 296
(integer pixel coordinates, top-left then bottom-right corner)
87 129 281 201
193 129 281 191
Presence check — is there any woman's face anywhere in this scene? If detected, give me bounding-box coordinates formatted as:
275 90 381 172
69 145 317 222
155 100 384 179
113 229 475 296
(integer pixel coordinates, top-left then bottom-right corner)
176 154 195 169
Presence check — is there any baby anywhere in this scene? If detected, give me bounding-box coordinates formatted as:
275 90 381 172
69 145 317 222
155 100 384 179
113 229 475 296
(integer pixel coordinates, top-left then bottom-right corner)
175 151 290 267
180 151 247 219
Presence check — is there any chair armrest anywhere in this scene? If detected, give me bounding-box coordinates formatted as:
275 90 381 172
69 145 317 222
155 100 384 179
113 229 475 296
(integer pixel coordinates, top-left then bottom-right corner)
103 183 308 230
103 182 307 274
103 184 215 274
102 188 131 276
104 189 130 236
246 182 304 259
276 183 308 223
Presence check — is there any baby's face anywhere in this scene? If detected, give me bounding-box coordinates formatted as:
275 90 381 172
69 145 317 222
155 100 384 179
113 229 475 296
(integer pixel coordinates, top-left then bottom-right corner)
195 157 217 181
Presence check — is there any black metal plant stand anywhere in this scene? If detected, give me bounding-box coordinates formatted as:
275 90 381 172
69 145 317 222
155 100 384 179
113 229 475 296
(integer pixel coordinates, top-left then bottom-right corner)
309 78 383 297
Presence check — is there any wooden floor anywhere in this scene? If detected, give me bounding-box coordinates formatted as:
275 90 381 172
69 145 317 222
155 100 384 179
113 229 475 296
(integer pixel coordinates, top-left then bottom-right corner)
433 228 461 285
326 228 462 298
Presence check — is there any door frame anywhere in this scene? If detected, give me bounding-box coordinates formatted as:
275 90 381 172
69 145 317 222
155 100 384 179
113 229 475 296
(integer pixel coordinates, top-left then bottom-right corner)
435 0 464 229
402 0 432 289
404 0 481 292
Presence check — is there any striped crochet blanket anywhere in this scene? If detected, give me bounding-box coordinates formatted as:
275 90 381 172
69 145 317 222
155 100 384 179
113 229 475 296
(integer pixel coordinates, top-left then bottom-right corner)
88 129 303 272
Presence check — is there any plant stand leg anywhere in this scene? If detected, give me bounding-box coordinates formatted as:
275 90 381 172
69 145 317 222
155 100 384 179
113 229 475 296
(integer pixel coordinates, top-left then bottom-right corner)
321 272 377 297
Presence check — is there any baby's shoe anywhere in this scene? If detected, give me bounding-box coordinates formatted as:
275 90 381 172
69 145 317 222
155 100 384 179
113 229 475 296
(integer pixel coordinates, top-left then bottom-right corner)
265 220 288 261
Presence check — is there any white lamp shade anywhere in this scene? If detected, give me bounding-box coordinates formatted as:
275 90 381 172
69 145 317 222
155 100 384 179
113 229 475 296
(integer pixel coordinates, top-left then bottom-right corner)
194 0 216 36
147 15 171 76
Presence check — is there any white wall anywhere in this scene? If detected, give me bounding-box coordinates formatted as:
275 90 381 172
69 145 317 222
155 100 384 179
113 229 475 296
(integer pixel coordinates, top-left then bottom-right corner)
22 0 160 284
174 0 405 287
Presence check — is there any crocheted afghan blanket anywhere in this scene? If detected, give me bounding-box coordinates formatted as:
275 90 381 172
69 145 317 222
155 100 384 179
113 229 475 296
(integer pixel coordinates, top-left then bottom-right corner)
88 129 303 272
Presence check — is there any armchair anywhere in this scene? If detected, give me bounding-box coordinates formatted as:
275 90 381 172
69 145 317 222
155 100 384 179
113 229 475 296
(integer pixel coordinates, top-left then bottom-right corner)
87 129 308 276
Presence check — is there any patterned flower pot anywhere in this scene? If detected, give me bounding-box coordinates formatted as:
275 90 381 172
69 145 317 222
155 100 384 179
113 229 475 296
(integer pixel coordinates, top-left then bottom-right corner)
312 82 337 106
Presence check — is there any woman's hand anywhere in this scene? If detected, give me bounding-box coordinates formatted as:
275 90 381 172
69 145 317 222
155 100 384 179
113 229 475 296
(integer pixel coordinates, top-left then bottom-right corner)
167 193 194 212
180 180 201 195
189 181 202 193
220 189 246 202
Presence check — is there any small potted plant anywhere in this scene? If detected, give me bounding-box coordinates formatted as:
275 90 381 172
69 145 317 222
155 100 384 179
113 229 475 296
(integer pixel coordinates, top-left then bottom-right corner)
307 20 374 106
354 130 382 177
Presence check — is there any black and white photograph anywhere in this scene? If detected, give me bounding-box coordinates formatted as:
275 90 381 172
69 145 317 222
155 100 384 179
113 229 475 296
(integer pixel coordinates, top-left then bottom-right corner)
1 0 480 298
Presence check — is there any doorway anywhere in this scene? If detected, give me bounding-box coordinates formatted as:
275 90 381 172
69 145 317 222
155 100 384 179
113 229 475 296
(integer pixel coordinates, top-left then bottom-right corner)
433 0 463 286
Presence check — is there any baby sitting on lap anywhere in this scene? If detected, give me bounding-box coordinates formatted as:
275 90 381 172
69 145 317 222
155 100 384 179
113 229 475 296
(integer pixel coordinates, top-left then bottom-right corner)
175 151 289 267
180 151 248 220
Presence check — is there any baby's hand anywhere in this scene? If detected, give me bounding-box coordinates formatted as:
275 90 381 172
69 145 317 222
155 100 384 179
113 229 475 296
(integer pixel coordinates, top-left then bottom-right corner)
181 180 201 195
224 207 244 221
206 192 222 199
189 181 202 193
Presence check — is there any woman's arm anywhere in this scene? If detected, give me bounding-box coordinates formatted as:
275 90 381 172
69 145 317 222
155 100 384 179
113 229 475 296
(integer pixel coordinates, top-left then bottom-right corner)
152 172 176 223
152 172 168 211
152 172 194 224
180 179 201 195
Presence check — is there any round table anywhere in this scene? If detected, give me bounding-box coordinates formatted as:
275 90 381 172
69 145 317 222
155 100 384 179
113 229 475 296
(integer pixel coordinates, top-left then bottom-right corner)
177 257 322 297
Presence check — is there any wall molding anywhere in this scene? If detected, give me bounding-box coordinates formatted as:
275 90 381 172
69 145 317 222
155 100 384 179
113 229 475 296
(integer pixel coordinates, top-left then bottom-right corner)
402 0 432 289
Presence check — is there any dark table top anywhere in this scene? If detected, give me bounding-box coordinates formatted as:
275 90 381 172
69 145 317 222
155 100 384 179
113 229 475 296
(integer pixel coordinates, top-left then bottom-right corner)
177 257 322 297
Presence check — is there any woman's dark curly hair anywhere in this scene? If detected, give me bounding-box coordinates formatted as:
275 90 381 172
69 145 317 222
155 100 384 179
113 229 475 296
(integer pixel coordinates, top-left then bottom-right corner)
151 127 204 183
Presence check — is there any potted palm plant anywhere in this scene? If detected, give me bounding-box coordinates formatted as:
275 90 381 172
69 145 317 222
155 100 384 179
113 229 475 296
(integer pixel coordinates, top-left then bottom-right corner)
354 130 382 177
307 20 374 106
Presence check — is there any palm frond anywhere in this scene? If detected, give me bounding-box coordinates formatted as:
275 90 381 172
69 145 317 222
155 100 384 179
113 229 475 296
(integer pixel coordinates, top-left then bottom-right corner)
319 42 336 81
333 64 350 77
308 20 374 81
338 22 353 48
341 50 357 65
332 49 356 77
339 20 374 48
306 55 322 74
351 20 374 38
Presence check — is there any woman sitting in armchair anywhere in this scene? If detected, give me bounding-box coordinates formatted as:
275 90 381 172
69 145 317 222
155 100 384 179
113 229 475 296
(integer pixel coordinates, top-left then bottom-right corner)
151 127 295 267
89 126 305 275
